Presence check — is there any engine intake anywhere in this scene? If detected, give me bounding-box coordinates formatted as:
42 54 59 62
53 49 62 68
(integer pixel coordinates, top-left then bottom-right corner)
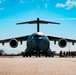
58 39 67 48
9 39 18 48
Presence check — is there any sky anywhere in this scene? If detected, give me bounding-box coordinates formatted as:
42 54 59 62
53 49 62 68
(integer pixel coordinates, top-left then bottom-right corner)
0 0 76 54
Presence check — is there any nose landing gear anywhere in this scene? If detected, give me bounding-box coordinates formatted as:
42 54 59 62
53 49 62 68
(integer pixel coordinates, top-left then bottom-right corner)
36 50 41 57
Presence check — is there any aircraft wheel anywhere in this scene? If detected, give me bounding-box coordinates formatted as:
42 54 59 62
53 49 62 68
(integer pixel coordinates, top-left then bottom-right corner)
23 53 25 57
26 55 28 57
36 54 38 57
45 54 47 57
39 54 40 57
36 52 38 57
39 51 41 57
51 55 54 57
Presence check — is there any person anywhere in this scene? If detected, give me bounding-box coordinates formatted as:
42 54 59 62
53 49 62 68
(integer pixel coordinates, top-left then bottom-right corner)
65 51 68 57
63 51 65 57
71 51 75 57
68 51 70 56
59 51 62 57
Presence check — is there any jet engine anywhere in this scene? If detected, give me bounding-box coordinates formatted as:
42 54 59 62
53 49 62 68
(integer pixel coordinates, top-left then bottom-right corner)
9 39 18 48
58 38 67 48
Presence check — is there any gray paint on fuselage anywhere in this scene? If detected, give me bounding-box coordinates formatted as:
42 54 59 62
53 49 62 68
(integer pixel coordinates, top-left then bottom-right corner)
26 32 50 53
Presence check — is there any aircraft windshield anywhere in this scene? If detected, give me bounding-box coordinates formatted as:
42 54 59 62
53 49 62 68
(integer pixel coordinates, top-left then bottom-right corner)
34 35 42 38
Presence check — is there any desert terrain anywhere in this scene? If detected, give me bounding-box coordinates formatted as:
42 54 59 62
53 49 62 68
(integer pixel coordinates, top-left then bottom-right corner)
0 56 76 75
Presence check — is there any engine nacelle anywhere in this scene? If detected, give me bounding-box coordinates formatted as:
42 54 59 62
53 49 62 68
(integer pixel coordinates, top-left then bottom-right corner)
9 39 18 48
58 38 67 48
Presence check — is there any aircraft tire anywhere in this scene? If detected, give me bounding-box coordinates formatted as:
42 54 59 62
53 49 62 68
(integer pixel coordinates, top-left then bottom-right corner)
45 55 47 57
26 55 28 57
39 54 40 57
26 53 28 57
23 54 25 57
45 53 47 57
51 55 54 57
36 54 38 57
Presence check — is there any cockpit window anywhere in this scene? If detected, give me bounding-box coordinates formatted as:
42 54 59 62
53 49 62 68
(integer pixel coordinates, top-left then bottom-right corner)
28 33 44 39
34 35 42 38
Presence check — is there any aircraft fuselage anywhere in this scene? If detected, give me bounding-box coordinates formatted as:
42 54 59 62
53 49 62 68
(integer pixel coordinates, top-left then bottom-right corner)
25 32 50 56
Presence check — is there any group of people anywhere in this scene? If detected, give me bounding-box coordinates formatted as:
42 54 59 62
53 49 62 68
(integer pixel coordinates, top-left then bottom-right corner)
59 51 76 57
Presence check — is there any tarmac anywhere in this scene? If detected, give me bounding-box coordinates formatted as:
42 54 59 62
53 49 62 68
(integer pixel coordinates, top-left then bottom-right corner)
0 56 76 75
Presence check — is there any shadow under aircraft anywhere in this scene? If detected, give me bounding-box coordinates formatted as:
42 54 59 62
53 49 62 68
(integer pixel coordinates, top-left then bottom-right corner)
0 18 76 57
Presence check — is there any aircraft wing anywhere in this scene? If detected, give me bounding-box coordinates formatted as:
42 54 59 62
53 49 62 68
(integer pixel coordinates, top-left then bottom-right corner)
47 35 76 43
16 20 60 25
0 35 29 44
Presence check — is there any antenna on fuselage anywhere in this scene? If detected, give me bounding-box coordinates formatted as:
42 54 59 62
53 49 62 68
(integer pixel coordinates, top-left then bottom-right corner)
16 18 60 32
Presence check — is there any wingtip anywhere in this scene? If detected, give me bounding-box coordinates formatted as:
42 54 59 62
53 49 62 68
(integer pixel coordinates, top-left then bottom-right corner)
57 22 60 25
59 23 60 24
16 23 20 25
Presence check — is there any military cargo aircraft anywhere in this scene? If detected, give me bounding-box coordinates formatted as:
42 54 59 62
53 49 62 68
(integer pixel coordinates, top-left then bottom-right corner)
0 18 76 57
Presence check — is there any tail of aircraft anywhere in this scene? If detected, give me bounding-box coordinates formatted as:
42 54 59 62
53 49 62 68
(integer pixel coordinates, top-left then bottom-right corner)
16 18 60 32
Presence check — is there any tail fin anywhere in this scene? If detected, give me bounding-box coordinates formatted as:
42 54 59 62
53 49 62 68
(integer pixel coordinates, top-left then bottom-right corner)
16 18 60 32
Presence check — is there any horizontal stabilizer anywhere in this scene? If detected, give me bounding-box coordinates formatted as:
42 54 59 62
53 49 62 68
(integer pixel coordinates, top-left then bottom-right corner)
39 20 60 24
16 18 60 25
16 18 60 32
16 20 37 24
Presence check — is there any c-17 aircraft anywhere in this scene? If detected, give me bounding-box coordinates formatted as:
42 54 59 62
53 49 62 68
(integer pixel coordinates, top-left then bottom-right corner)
0 18 76 57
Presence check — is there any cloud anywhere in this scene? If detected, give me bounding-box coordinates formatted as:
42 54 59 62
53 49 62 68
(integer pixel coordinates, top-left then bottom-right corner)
32 0 34 2
0 0 3 4
45 3 48 8
37 5 40 9
0 0 6 10
20 0 29 4
0 7 4 10
42 0 45 1
56 0 76 10
56 3 65 8
47 0 49 1
0 0 6 4
42 0 49 2
20 0 24 3
0 1 1 4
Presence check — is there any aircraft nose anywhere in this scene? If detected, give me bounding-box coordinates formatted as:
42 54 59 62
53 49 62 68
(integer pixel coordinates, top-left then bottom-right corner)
38 39 49 50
